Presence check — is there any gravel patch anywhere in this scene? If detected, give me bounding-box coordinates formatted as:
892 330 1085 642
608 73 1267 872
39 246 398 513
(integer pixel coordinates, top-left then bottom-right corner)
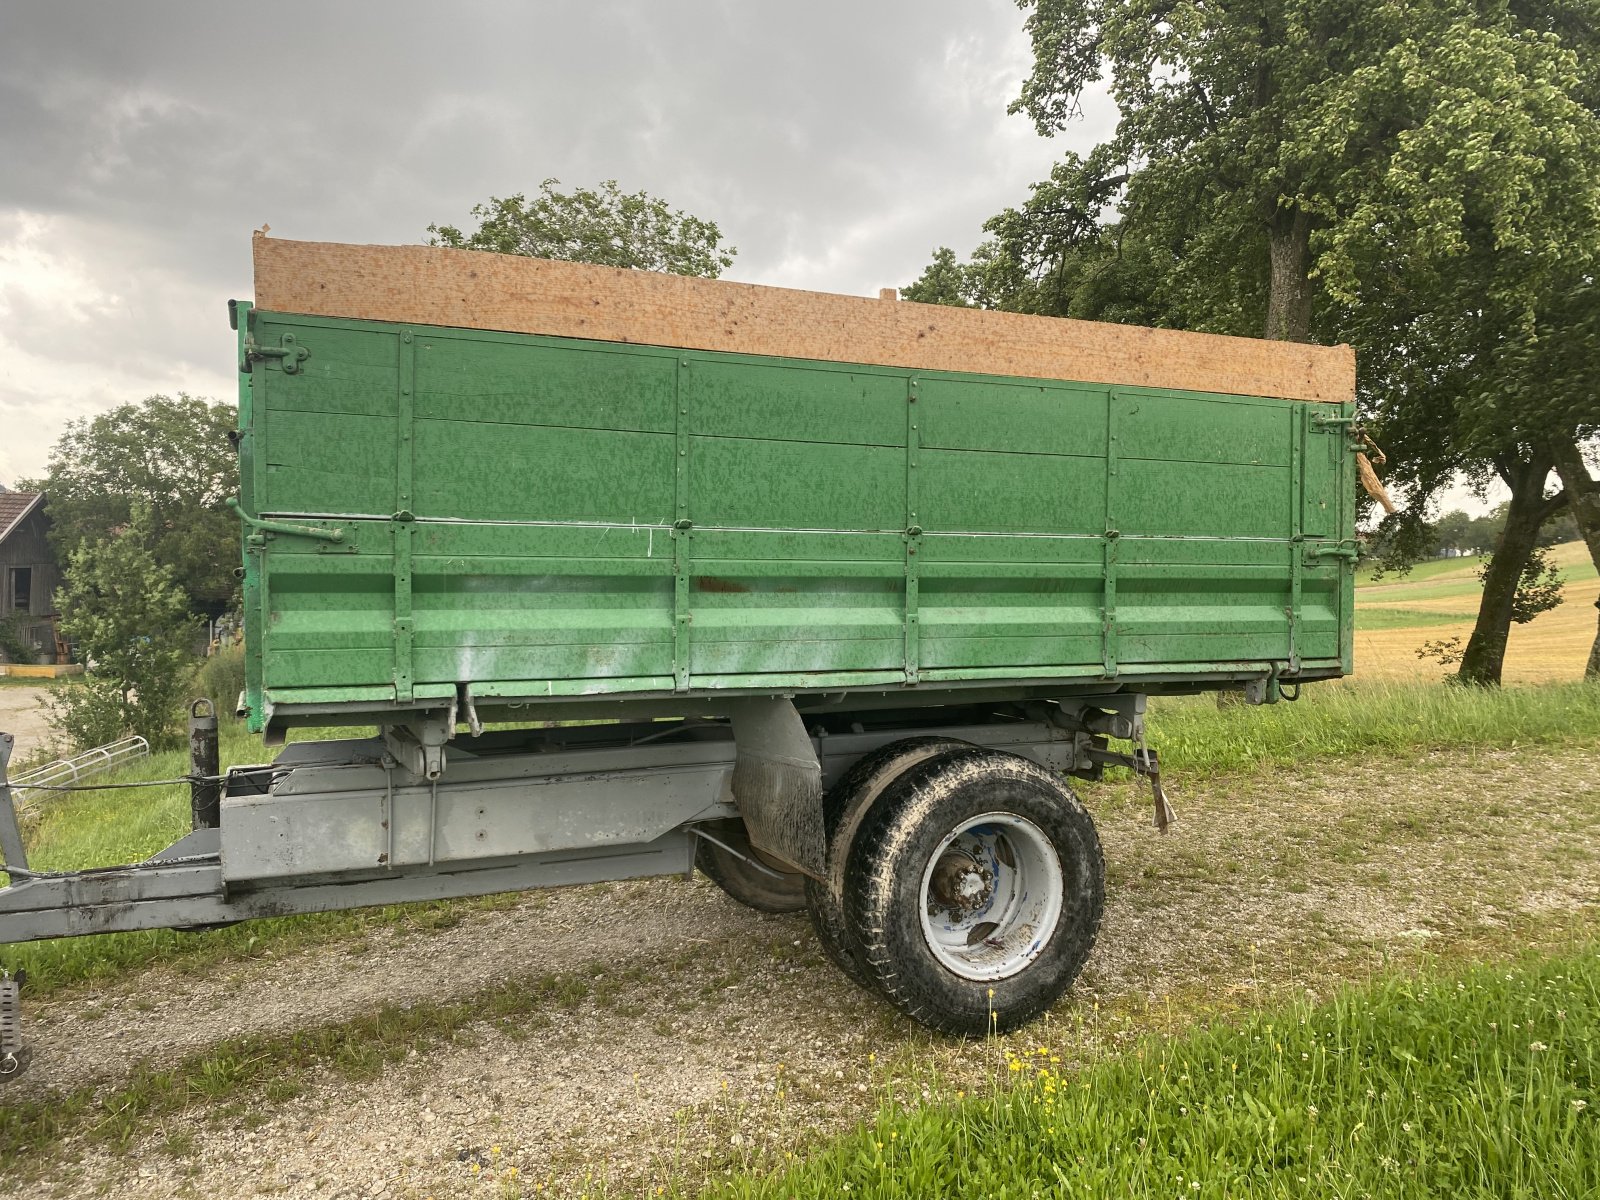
0 685 56 765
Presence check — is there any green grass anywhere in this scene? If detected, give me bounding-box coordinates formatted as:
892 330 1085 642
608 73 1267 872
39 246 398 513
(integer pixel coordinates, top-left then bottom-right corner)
1356 577 1490 604
699 946 1600 1199
1145 679 1600 777
1356 554 1485 586
1355 544 1596 590
1353 606 1478 631
1354 542 1595 605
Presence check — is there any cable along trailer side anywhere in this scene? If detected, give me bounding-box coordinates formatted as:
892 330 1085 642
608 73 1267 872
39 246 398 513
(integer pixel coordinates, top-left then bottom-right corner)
0 239 1359 1068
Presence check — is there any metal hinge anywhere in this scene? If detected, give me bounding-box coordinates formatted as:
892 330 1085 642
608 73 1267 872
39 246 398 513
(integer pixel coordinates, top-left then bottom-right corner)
244 332 310 374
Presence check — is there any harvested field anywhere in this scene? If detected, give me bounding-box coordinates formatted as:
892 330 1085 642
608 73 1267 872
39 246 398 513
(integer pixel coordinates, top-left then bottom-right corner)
1355 539 1598 684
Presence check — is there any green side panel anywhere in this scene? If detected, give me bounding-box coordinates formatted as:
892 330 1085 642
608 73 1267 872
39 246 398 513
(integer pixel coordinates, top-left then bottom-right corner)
693 359 906 447
918 379 1109 456
236 309 1356 716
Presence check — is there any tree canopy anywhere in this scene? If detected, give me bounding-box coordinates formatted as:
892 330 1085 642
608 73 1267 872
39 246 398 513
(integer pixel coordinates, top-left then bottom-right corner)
38 394 238 616
909 0 1600 682
428 179 736 278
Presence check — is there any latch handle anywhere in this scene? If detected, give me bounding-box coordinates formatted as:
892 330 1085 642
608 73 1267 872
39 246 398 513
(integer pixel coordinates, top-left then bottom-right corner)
1305 541 1360 563
244 332 310 374
227 498 344 543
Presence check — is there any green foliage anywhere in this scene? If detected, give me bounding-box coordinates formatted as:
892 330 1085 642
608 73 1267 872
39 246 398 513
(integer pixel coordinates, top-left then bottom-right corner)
704 947 1600 1199
191 645 246 719
0 614 36 665
1487 545 1565 624
1375 504 1579 570
48 518 196 749
428 179 736 278
39 394 239 615
1417 635 1467 673
42 675 131 752
900 248 975 307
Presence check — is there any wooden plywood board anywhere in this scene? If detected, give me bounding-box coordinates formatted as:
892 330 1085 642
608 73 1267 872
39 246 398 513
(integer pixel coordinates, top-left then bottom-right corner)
253 234 1355 403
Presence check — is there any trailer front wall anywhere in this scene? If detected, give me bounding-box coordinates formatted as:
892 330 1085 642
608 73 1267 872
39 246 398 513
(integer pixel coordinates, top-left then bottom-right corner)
237 309 1354 724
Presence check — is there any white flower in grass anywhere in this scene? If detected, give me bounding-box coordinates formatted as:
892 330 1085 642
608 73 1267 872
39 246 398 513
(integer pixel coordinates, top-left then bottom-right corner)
1530 1042 1549 1053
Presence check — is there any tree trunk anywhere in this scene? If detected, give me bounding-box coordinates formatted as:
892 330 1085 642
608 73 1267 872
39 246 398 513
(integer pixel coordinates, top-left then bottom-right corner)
1549 438 1600 679
1263 206 1314 342
1458 452 1558 686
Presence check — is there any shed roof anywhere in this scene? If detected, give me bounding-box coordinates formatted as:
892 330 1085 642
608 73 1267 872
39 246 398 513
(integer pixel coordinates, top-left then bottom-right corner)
0 491 43 546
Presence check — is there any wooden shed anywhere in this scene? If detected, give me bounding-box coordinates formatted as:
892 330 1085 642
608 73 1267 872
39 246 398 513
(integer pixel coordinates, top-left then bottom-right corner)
0 492 63 664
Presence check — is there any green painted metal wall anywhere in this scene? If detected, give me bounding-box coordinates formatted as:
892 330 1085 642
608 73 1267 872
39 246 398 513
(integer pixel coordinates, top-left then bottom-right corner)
234 307 1355 729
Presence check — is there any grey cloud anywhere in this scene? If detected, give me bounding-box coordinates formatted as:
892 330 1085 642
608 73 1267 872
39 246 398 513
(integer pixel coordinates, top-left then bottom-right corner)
0 0 1102 480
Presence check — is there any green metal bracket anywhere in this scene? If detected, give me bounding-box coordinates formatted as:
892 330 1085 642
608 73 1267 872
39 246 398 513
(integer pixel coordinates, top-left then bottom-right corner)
227 498 343 543
245 331 310 374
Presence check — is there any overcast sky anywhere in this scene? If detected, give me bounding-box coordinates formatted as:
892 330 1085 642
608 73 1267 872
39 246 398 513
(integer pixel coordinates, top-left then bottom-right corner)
0 0 1123 485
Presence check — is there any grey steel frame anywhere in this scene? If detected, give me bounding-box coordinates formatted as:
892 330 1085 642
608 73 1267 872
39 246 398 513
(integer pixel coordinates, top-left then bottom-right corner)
0 697 1141 947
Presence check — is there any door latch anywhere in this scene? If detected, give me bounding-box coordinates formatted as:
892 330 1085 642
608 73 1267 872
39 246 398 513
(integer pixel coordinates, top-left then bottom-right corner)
243 332 310 374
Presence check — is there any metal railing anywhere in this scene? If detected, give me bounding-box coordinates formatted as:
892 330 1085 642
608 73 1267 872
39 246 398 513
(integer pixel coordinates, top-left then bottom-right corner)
11 736 151 815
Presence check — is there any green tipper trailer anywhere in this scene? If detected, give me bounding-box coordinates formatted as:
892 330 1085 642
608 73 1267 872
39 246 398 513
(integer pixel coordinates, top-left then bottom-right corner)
0 237 1358 1050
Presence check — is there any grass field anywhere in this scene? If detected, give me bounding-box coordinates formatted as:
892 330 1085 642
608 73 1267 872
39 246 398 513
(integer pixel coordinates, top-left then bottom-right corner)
1355 539 1597 684
701 945 1600 1199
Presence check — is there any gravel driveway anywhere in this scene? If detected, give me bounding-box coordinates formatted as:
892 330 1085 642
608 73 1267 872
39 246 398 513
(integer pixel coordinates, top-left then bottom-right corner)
0 685 54 765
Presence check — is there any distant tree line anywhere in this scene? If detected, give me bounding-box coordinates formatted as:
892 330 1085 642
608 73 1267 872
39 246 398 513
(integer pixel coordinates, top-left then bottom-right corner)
1390 506 1584 560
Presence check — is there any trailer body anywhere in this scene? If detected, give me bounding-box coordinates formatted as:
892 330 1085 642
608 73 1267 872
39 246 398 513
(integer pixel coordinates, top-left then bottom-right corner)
235 249 1356 737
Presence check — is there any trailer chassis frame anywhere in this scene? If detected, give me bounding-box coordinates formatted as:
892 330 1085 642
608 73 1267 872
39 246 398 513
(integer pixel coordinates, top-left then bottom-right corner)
0 695 1150 946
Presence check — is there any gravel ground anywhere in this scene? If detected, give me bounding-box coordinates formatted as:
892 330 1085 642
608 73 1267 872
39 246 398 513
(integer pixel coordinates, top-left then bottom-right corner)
0 685 55 765
4 744 1598 1198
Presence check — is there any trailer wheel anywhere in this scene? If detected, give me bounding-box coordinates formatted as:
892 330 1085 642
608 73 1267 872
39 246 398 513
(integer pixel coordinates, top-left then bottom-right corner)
805 737 971 988
845 748 1104 1036
694 819 807 913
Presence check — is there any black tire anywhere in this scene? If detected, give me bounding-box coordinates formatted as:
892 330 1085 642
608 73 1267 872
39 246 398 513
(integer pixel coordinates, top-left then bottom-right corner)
844 747 1104 1037
694 819 808 914
805 737 971 988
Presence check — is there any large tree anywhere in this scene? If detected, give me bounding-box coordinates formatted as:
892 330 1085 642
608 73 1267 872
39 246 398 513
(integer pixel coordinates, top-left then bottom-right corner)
38 394 238 616
427 178 736 278
914 0 1600 683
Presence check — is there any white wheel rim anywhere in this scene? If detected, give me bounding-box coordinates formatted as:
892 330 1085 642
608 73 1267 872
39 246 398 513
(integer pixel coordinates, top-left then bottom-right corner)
917 811 1064 982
